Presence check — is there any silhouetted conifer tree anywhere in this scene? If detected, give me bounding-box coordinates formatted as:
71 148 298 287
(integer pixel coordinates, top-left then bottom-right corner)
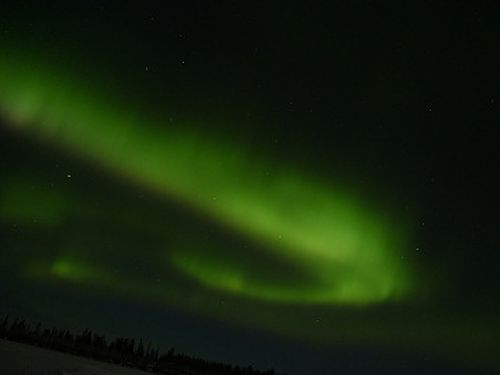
1 314 289 375
0 314 8 337
136 338 144 358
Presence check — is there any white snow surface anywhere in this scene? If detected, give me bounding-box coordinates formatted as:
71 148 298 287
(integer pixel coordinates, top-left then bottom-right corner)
0 340 155 375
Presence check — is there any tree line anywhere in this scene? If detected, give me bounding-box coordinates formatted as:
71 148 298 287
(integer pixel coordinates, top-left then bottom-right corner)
0 314 287 375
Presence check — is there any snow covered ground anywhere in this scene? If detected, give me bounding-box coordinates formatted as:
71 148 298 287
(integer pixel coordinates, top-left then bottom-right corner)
0 339 155 375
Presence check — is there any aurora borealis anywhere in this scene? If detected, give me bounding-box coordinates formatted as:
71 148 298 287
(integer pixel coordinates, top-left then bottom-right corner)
0 53 411 305
1 2 500 374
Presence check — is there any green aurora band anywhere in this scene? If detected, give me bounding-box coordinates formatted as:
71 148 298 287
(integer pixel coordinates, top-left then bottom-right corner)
0 53 412 306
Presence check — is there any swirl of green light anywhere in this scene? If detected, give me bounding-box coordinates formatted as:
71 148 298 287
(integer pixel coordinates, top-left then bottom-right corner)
0 53 412 305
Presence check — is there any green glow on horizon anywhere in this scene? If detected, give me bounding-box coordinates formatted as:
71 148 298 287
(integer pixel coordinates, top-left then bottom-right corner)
0 179 68 226
51 259 96 282
0 53 412 305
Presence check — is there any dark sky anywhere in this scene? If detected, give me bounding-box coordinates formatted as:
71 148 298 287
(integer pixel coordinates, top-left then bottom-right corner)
1 1 499 374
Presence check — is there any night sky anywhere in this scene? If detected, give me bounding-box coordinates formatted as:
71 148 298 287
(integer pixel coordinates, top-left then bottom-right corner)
1 1 499 374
